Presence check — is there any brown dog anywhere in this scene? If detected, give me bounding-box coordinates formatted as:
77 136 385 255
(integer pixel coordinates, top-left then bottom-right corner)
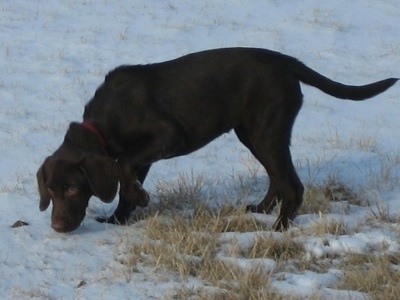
37 48 398 232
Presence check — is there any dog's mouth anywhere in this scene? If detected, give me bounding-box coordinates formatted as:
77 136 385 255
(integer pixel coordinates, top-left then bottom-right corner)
51 210 86 233
51 218 82 233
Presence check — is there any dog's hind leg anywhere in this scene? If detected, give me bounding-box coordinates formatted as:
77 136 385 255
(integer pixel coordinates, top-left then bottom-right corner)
252 138 304 230
247 181 280 214
238 81 304 230
235 127 281 213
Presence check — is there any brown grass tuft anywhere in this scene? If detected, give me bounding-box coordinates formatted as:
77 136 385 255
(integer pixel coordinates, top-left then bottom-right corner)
338 253 400 299
308 217 350 236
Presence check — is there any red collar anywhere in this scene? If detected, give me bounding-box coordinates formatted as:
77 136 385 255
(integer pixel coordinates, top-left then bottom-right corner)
81 121 107 150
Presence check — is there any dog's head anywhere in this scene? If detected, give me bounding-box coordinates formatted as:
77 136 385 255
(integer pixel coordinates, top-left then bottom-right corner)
37 124 118 232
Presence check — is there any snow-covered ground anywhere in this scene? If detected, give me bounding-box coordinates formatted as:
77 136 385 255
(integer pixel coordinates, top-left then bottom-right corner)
1 1 399 299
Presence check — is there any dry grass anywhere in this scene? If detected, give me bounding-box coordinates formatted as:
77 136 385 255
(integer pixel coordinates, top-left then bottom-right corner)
120 171 309 298
115 165 400 299
308 217 351 236
367 152 400 190
122 206 309 299
244 233 305 261
365 199 400 225
322 175 362 204
337 253 400 299
300 185 330 215
300 175 364 216
152 172 210 211
172 282 304 300
124 204 272 276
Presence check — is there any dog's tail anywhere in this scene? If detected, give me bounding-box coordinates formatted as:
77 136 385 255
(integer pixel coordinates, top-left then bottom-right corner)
291 59 398 101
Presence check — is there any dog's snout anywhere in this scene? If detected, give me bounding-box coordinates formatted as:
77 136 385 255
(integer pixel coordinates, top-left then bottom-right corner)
51 218 80 233
51 220 67 232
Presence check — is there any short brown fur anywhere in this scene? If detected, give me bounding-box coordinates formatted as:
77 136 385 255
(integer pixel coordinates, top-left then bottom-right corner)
37 48 398 232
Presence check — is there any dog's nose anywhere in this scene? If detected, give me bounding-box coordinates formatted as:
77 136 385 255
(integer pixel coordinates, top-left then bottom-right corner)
51 221 66 232
51 218 80 232
51 219 74 233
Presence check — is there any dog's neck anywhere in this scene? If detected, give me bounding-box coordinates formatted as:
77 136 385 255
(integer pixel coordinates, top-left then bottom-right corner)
81 121 107 149
64 122 109 156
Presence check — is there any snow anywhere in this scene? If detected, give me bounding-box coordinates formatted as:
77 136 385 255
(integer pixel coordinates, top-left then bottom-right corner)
1 0 400 299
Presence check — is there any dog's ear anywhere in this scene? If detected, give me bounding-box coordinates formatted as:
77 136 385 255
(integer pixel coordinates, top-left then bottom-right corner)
37 157 51 211
80 153 118 203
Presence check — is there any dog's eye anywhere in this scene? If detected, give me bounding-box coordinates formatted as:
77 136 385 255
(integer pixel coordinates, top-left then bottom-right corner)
63 184 78 196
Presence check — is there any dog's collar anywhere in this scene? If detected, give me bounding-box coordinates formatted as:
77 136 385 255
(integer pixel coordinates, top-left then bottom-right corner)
81 121 107 150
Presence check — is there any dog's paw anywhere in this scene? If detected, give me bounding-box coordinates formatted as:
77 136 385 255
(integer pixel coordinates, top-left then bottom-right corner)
96 215 128 225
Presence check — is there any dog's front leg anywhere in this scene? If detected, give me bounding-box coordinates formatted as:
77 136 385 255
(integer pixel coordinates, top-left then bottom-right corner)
99 119 185 225
98 164 150 225
119 163 150 208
